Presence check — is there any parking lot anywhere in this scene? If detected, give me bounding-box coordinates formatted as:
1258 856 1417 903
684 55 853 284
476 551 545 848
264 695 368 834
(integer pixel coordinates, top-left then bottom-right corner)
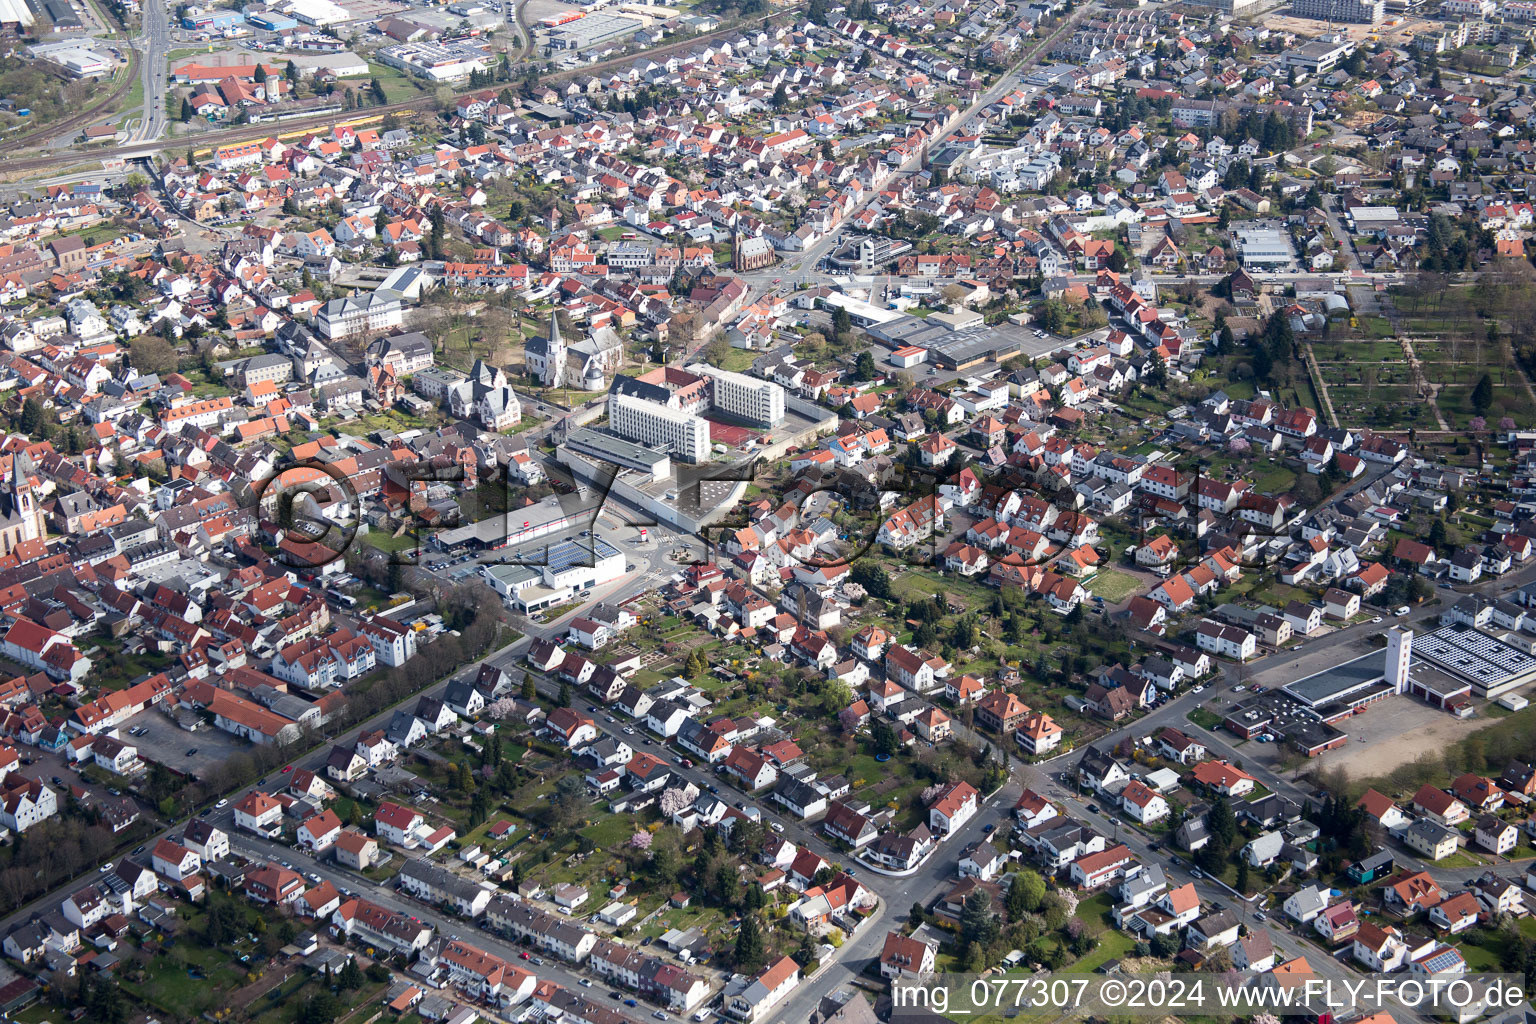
126 708 250 780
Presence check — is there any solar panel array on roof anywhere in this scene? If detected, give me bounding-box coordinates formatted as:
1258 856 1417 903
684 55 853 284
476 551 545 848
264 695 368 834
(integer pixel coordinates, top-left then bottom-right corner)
1412 624 1536 696
544 537 622 576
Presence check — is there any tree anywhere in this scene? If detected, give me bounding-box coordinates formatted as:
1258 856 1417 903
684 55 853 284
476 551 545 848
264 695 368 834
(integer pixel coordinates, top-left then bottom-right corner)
1006 868 1045 918
82 977 127 1024
832 306 852 338
1235 857 1250 894
850 562 892 600
549 774 587 828
854 350 877 381
338 958 365 990
1473 373 1494 415
286 60 301 86
1206 797 1238 852
522 676 537 701
659 786 692 817
558 681 572 707
960 888 998 949
129 334 178 375
735 912 767 971
255 63 268 84
180 96 193 121
18 397 43 434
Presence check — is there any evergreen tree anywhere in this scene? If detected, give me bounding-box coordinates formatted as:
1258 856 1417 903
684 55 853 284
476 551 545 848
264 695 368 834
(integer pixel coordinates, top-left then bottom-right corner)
1207 797 1237 851
338 958 365 990
960 889 998 949
734 913 767 971
832 306 852 337
559 681 572 707
180 96 193 122
1473 373 1494 416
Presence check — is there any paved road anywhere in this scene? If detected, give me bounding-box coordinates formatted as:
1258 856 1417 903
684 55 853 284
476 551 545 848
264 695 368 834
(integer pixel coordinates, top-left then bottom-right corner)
133 0 170 143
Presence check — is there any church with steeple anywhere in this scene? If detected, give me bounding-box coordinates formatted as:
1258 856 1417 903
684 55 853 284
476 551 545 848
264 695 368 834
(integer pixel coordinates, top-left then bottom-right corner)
525 314 566 389
0 451 44 557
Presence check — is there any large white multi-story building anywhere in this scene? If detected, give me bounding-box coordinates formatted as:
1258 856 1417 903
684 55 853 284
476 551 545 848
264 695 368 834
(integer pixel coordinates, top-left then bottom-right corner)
610 394 710 463
316 292 403 340
689 365 786 427
1290 0 1382 22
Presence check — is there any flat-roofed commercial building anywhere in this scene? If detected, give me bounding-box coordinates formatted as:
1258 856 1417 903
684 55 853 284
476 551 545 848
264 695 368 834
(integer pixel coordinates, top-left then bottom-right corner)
1233 224 1296 268
1412 624 1536 699
563 428 671 481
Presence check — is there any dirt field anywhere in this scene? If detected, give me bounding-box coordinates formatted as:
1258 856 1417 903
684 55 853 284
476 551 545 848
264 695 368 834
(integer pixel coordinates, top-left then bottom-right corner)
1258 11 1435 46
1314 694 1512 780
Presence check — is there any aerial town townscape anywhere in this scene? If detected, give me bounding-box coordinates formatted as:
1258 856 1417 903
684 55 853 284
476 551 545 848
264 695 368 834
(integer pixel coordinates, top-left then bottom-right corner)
8 0 1536 1018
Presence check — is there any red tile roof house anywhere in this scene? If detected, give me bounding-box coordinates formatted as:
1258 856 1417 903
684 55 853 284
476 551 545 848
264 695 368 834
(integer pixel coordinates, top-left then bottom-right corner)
1449 773 1505 812
879 931 937 979
1190 760 1256 798
297 809 343 852
1382 870 1443 913
244 862 305 905
1411 784 1469 826
975 691 1030 733
151 838 201 882
928 781 979 836
374 801 426 846
1070 843 1136 888
1428 891 1482 935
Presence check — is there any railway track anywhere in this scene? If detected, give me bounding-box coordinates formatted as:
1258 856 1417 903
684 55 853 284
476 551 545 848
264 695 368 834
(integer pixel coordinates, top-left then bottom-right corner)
6 6 792 177
5 49 141 156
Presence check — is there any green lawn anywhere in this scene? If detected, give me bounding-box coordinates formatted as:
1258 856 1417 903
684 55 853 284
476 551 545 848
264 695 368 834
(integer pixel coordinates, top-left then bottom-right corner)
1087 569 1141 603
1426 849 1486 869
1186 708 1222 731
713 347 759 373
362 529 419 553
580 814 641 851
116 70 145 130
365 61 425 103
1072 929 1136 973
1253 464 1298 495
1455 935 1504 972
